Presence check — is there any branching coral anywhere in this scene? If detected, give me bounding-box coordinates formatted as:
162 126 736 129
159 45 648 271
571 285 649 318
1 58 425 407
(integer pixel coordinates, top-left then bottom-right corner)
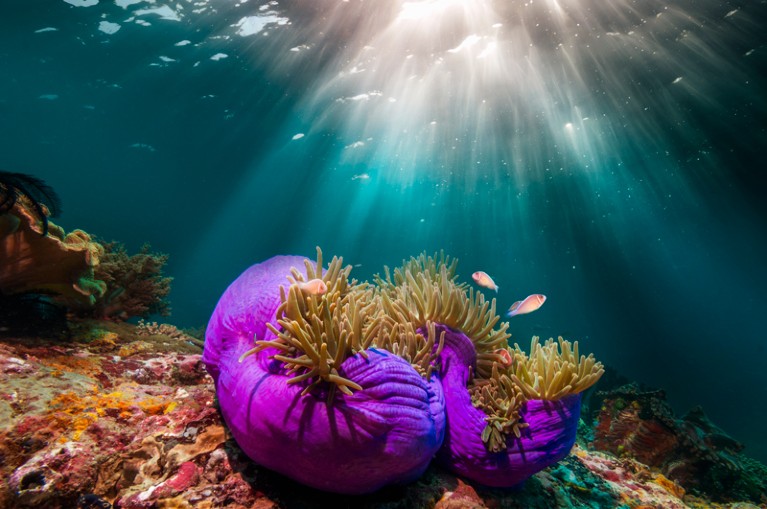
74 241 172 320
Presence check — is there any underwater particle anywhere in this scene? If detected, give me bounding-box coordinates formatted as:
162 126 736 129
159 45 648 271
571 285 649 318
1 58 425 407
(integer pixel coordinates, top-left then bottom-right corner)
130 143 156 152
351 173 369 180
38 94 59 100
175 40 191 46
672 77 683 84
210 53 228 61
34 27 59 33
447 34 482 53
64 0 99 7
234 15 289 37
291 133 304 140
115 0 142 7
159 56 176 63
98 21 121 35
134 5 182 21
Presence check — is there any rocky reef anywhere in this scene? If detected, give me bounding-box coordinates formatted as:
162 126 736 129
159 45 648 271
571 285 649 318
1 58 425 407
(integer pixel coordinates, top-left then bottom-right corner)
1 319 765 508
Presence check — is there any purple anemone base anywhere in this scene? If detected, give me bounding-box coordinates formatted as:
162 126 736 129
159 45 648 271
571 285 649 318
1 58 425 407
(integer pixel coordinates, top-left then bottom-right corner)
204 255 582 493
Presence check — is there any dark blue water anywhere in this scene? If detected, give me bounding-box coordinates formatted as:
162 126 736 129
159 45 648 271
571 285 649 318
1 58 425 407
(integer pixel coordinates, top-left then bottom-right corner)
2 0 766 462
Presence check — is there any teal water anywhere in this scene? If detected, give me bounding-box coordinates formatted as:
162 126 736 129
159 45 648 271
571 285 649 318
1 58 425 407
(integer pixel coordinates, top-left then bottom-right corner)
1 0 766 463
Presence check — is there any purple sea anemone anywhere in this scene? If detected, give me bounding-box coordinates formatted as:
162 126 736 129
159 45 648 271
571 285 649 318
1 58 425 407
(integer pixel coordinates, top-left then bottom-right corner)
203 249 602 493
203 254 446 494
432 324 582 487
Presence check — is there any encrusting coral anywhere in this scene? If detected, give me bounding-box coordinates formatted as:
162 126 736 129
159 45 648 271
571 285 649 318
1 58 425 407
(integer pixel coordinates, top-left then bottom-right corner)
0 196 105 306
204 248 604 493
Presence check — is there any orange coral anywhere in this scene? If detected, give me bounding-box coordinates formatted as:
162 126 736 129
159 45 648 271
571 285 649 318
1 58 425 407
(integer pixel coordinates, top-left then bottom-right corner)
47 388 176 440
655 473 686 499
0 197 106 305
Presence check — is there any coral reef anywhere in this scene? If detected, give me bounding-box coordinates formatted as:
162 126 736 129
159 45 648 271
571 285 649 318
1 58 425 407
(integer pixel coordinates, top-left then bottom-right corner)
0 197 105 307
1 319 765 508
1 175 172 329
590 383 767 504
204 249 603 493
135 320 204 349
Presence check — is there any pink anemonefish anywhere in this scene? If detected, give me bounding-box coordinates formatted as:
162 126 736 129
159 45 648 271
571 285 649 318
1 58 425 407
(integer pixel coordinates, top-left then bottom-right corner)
472 271 499 292
296 278 328 295
507 294 546 317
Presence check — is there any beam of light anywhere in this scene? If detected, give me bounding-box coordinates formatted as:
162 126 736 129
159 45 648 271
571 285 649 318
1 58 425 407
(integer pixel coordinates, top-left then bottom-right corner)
241 0 762 194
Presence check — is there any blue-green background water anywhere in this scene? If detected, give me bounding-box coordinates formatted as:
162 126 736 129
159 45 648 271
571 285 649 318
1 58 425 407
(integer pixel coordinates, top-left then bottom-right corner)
2 0 766 462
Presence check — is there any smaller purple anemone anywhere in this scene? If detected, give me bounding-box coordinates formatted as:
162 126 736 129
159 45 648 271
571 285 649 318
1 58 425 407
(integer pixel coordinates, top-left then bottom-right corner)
431 324 581 487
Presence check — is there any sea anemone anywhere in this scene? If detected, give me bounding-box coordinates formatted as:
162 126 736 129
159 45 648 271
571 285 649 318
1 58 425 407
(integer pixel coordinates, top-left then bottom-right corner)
436 331 603 487
203 251 446 494
204 248 603 493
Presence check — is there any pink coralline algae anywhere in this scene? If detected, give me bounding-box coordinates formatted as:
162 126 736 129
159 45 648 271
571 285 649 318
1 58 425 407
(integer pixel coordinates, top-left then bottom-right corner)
0 323 258 509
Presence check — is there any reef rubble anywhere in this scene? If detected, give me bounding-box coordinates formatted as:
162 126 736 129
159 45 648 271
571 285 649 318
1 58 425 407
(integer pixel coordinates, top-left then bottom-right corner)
1 321 765 509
